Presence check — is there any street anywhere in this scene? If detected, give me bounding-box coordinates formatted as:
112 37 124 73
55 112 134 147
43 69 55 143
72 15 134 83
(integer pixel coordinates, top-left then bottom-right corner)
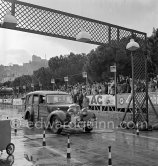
1 108 158 166
0 0 158 165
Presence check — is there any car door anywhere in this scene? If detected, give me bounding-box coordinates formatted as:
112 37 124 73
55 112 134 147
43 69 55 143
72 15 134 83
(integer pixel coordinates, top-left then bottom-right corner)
38 95 48 122
24 94 33 119
32 94 39 121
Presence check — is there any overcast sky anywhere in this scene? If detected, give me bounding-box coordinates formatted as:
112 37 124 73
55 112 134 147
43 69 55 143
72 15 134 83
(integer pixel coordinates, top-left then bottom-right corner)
0 0 158 65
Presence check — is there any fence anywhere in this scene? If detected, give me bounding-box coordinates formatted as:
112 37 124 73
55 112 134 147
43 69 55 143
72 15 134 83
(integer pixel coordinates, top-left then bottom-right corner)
0 92 157 112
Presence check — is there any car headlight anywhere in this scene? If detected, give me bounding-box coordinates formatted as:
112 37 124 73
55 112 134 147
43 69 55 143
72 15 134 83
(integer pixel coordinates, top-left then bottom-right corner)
68 105 80 114
67 108 75 115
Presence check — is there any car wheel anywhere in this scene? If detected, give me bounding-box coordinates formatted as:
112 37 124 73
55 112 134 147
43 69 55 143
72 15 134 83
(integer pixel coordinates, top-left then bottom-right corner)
50 116 63 134
7 155 14 165
84 126 93 132
6 143 15 155
84 121 93 132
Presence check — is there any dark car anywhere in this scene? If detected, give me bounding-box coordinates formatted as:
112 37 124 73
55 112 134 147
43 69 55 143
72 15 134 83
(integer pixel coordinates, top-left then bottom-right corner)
24 90 96 134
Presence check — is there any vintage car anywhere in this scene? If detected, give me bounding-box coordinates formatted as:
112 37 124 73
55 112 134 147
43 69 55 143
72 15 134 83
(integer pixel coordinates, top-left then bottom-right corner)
24 91 96 134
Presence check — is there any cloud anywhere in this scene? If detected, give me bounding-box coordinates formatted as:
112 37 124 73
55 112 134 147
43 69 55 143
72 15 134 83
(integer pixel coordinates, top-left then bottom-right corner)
5 49 31 65
1 0 158 66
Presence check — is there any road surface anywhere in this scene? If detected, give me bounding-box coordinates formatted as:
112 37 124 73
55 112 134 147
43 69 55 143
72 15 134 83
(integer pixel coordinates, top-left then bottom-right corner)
0 108 158 166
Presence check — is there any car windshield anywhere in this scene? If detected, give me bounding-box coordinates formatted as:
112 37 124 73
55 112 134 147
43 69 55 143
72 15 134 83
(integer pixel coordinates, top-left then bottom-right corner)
47 94 73 104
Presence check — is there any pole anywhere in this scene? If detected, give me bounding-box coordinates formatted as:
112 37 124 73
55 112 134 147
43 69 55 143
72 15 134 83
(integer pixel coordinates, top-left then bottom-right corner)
18 87 19 98
67 134 71 159
108 146 112 166
114 63 117 111
67 81 68 92
66 76 69 92
86 75 88 85
53 83 54 91
131 52 135 124
42 128 46 146
114 48 117 112
11 0 16 16
145 40 149 127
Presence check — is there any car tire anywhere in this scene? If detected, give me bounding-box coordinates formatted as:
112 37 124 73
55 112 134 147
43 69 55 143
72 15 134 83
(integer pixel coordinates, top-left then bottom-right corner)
84 126 93 132
50 116 63 134
84 121 93 132
6 143 15 155
7 155 14 165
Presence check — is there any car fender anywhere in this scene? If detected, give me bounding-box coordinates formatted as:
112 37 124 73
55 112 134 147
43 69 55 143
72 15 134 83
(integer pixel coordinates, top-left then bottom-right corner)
82 111 96 121
46 110 66 124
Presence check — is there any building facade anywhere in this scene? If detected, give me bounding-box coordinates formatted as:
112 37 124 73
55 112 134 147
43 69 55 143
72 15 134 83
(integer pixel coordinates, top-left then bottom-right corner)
0 55 48 83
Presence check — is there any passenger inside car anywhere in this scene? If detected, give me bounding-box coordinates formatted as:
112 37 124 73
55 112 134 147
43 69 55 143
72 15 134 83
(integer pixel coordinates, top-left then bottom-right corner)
39 96 45 104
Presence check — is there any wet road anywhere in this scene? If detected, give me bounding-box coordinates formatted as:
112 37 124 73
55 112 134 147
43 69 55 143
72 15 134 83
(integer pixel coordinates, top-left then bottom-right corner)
1 108 158 166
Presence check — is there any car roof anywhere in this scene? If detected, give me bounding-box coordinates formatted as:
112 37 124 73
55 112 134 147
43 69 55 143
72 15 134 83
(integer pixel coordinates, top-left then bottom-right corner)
26 90 69 96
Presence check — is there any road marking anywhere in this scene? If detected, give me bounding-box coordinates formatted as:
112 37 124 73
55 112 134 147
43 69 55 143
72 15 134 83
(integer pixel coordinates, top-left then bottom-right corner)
117 131 158 141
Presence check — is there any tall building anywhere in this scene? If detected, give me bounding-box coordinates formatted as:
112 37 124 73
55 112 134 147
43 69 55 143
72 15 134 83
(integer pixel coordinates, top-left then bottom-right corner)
0 55 48 83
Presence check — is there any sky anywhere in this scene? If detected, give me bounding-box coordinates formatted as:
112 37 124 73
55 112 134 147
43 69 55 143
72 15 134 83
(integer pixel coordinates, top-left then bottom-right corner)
0 0 158 65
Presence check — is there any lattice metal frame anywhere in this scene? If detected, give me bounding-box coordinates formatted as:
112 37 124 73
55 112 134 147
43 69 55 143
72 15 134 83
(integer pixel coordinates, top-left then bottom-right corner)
0 0 149 126
133 49 148 124
0 0 146 47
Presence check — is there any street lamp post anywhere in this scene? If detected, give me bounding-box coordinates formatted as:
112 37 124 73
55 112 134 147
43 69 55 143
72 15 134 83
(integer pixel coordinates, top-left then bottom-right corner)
110 65 117 111
126 38 140 125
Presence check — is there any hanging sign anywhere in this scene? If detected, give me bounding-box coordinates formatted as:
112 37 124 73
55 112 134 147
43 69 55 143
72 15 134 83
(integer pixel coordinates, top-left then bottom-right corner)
110 66 116 72
64 77 68 82
23 85 26 89
82 72 87 78
51 79 55 84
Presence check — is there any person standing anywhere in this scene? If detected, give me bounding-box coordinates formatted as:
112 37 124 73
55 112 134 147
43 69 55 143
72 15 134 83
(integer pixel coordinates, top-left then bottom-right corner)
82 92 89 109
78 90 83 109
73 87 78 103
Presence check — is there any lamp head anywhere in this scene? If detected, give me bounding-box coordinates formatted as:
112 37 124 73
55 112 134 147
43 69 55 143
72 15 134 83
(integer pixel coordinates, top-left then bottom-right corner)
76 28 91 42
1 11 17 28
126 39 140 51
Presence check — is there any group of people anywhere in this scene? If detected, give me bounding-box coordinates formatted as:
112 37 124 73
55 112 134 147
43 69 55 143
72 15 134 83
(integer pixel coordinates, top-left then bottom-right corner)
58 75 158 97
148 77 158 92
71 88 90 109
2 75 158 99
59 76 132 96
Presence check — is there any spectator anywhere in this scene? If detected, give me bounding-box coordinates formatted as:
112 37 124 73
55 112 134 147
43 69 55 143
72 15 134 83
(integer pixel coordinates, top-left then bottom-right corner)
148 78 157 92
82 92 89 109
73 88 78 103
78 90 83 109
